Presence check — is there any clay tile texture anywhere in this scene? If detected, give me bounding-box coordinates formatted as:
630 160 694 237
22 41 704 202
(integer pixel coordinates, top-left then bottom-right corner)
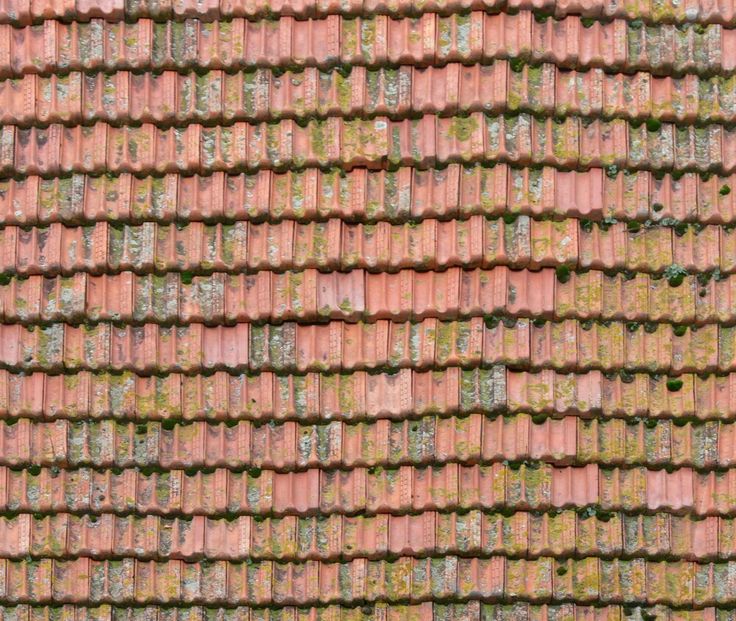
1 0 736 619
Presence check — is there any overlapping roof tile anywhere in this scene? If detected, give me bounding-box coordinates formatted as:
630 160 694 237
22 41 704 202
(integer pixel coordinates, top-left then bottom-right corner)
0 0 735 618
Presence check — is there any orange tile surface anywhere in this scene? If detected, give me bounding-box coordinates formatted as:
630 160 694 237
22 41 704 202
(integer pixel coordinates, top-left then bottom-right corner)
0 1 734 619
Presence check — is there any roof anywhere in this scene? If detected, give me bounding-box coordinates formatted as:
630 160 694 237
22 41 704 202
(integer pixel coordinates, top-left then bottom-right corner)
0 0 734 619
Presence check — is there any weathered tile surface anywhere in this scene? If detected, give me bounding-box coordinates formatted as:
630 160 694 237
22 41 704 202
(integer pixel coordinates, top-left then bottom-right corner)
0 0 733 618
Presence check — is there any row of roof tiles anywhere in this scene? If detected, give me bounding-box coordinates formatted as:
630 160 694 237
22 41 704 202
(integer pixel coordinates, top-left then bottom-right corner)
1 217 735 277
0 357 728 421
3 366 730 422
1 317 734 374
0 365 732 422
1 554 736 606
0 602 727 621
2 64 736 128
2 166 735 227
0 411 734 470
1 508 735 562
2 267 736 327
0 13 732 78
3 115 736 176
2 0 736 24
1 461 736 516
